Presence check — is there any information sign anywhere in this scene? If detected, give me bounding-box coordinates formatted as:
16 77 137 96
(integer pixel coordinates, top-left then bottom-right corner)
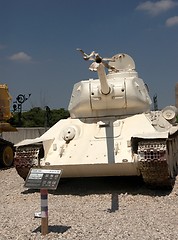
24 168 62 190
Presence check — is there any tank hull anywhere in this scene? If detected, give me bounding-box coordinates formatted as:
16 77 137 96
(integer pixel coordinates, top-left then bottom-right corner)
15 113 152 167
15 111 178 188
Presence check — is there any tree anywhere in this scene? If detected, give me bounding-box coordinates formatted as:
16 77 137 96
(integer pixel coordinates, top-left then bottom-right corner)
9 107 70 127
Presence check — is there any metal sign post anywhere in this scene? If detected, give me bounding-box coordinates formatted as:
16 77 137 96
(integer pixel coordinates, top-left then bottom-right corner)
41 188 48 235
24 168 62 236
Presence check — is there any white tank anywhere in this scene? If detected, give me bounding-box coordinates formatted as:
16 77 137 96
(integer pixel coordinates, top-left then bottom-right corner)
14 49 178 189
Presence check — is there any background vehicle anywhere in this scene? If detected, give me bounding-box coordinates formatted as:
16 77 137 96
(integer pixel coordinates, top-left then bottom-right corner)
0 84 16 167
14 49 178 188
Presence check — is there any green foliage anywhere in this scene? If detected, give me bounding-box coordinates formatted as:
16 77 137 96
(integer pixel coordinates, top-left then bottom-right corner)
9 107 70 127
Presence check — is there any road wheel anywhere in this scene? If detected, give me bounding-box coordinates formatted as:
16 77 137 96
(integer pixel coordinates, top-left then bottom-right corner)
0 145 14 167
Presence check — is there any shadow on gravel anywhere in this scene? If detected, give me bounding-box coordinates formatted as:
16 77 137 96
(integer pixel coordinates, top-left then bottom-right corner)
33 225 71 234
22 189 40 194
0 166 14 171
53 176 172 196
21 176 172 197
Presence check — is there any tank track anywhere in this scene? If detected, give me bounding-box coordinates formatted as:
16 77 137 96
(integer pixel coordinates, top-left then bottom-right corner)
137 140 175 189
14 144 42 180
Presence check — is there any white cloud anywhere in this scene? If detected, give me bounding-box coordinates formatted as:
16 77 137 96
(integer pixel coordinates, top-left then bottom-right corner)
8 52 32 62
166 15 178 26
136 0 178 16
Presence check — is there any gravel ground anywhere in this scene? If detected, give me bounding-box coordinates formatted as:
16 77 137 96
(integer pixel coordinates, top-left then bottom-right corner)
1 167 178 240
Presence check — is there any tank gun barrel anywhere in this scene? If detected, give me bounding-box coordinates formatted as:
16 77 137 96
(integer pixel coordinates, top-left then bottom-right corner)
90 62 110 95
77 49 112 95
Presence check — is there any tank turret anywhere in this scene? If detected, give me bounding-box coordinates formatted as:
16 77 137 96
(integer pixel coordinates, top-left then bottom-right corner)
68 50 152 118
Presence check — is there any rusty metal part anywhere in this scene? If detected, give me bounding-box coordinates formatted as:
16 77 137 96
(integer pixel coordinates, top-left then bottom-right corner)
0 138 15 167
137 140 175 188
14 144 43 180
0 145 14 167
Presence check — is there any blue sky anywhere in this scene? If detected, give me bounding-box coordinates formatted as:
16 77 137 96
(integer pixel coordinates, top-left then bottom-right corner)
0 0 178 111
